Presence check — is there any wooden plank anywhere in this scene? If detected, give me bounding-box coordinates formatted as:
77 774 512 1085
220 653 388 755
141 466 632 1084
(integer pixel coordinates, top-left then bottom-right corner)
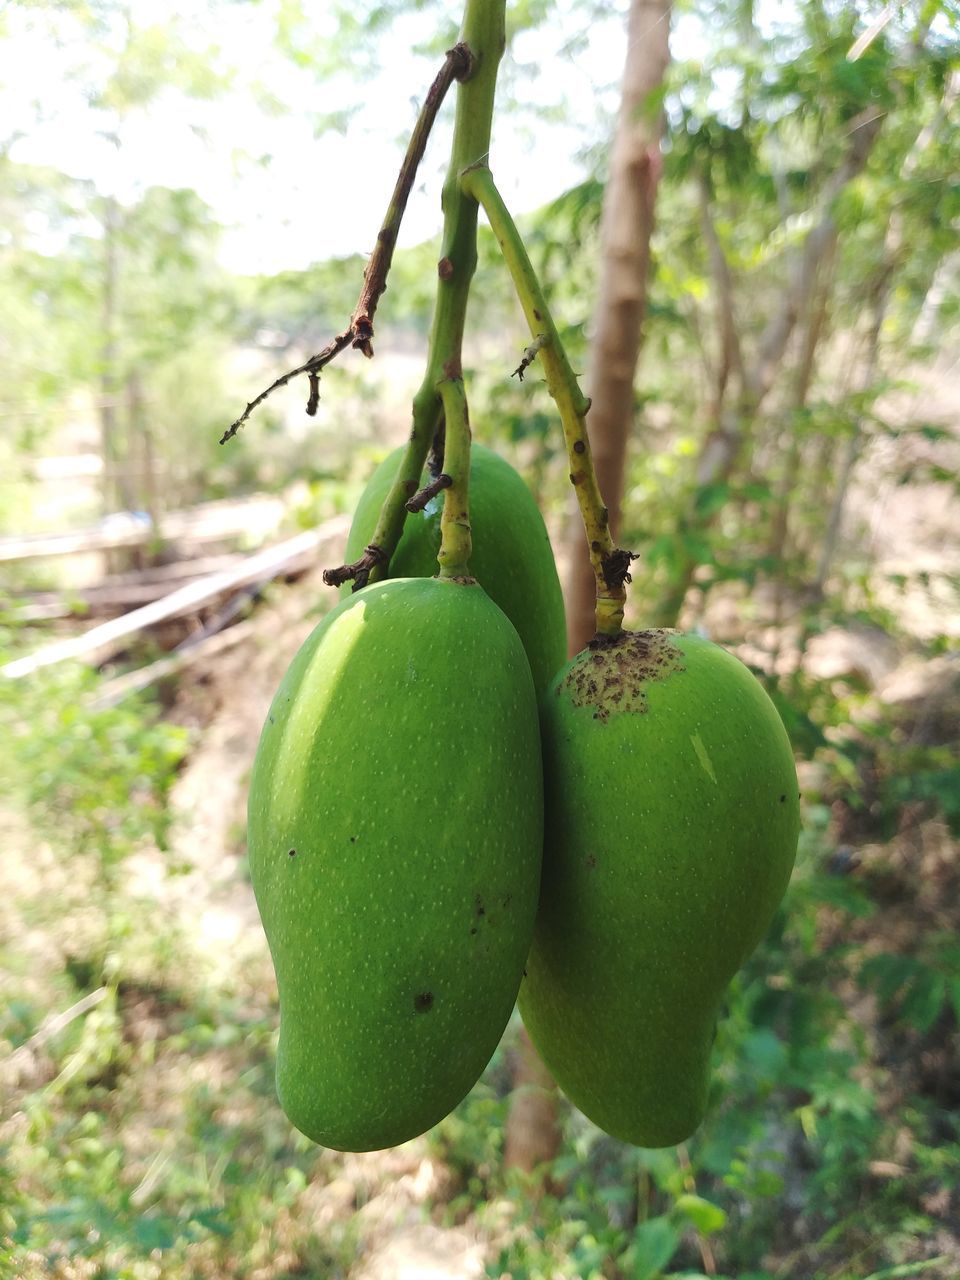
0 515 153 562
93 553 245 586
1 516 348 680
8 555 249 621
89 620 258 709
13 564 243 616
0 494 288 564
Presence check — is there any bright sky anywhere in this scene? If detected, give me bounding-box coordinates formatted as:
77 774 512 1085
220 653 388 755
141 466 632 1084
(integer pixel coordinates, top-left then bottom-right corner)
1 0 647 275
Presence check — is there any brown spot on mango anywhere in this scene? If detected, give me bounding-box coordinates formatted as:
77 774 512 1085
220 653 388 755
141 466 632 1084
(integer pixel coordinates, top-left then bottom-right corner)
561 630 685 722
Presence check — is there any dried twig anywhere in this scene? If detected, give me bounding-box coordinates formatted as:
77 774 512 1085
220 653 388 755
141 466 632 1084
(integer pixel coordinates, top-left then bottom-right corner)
220 43 474 446
322 543 387 591
601 547 639 589
405 473 452 512
512 334 548 381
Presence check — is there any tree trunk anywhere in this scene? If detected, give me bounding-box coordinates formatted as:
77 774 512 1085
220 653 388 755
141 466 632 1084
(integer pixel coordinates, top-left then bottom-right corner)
503 0 671 1185
564 0 671 654
767 234 838 588
99 195 121 519
502 1025 562 1182
126 368 165 569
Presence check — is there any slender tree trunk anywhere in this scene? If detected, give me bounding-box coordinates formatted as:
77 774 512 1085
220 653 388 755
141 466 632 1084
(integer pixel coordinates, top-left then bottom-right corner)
502 1025 562 1181
127 369 164 568
100 195 121 518
697 168 744 425
768 234 838 590
504 0 671 1182
911 252 957 348
814 262 894 597
815 76 956 596
564 0 671 654
648 106 885 628
100 195 137 575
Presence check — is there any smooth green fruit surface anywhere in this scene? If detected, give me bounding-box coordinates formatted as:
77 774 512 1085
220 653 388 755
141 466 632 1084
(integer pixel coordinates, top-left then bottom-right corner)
519 629 800 1148
248 577 543 1152
342 443 566 694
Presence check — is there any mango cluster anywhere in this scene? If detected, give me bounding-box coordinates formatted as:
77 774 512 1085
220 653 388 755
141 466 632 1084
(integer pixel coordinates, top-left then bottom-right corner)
247 448 800 1153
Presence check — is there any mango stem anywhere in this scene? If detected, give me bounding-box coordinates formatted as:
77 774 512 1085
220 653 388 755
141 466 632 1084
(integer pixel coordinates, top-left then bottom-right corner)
459 163 626 638
364 0 506 587
436 378 473 578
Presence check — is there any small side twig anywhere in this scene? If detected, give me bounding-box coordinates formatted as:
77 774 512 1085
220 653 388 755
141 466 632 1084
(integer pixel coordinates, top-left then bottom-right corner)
512 334 548 381
405 473 452 512
322 543 387 591
220 42 474 446
601 547 639 590
306 371 321 416
219 332 352 444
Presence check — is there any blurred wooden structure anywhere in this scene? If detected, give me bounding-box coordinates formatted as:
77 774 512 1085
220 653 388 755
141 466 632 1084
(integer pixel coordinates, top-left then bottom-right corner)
2 515 349 682
0 493 289 565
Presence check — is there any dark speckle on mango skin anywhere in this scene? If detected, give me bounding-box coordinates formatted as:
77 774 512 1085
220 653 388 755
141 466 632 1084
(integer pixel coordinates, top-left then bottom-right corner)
523 628 801 1149
247 576 544 1154
560 629 685 722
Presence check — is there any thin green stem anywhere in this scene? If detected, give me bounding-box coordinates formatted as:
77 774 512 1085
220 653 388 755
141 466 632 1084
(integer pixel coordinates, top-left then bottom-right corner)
436 378 472 578
459 163 626 637
365 0 505 586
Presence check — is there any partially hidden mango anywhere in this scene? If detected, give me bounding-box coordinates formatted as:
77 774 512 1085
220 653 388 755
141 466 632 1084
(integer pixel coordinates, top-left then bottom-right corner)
343 443 566 694
519 629 800 1147
248 576 543 1151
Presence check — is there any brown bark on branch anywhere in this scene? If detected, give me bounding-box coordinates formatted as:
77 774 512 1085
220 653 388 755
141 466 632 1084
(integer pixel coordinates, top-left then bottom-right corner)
405 473 451 512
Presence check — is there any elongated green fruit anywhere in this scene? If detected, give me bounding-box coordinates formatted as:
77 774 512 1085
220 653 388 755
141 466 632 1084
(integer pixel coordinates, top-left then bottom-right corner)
249 577 543 1152
520 630 800 1148
343 443 566 694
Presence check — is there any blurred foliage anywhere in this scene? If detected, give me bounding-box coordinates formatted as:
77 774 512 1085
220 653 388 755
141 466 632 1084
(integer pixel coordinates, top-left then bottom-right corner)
0 659 188 873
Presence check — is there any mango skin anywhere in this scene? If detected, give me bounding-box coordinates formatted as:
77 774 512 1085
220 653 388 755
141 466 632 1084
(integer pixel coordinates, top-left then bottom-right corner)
342 443 566 694
248 577 543 1152
519 629 800 1148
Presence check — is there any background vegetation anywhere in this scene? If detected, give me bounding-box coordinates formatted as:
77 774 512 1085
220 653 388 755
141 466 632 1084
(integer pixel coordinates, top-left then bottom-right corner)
2 1 958 1278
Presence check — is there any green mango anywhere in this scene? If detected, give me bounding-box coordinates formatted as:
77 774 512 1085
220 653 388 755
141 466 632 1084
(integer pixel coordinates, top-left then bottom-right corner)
342 443 566 694
248 576 543 1152
519 629 800 1148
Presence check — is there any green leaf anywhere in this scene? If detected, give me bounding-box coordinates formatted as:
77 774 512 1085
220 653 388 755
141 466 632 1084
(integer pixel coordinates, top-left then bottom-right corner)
741 1029 787 1079
133 1215 179 1251
673 1193 727 1235
901 971 948 1034
693 483 731 517
859 953 917 1005
630 1216 681 1280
